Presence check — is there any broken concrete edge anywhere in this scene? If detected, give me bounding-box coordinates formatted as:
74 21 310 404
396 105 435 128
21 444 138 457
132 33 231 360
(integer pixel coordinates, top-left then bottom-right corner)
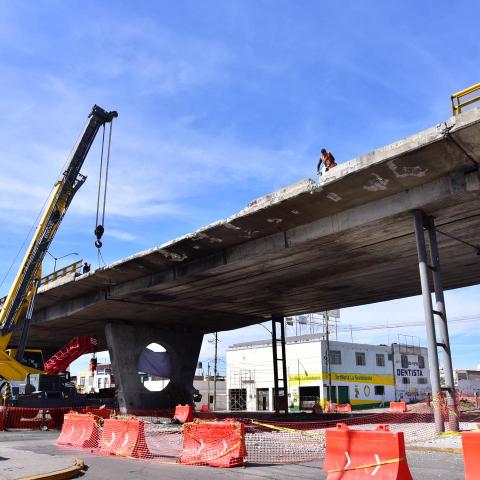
16 458 87 480
320 106 480 188
37 106 480 297
131 106 480 242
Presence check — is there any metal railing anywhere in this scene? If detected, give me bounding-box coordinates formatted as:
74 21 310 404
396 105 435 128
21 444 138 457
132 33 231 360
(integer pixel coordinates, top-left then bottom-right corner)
0 260 84 310
39 260 83 286
451 83 480 116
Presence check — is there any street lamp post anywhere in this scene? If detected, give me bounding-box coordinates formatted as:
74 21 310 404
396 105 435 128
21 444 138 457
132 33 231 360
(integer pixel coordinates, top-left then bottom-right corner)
46 251 79 272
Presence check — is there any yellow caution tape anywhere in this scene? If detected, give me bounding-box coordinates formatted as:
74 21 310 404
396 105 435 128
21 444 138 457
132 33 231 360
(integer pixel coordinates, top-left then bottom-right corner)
328 456 403 473
16 458 86 480
436 431 462 437
250 419 324 437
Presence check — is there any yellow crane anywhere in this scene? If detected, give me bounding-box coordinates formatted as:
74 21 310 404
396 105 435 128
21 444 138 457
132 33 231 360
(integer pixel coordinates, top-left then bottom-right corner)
0 105 117 393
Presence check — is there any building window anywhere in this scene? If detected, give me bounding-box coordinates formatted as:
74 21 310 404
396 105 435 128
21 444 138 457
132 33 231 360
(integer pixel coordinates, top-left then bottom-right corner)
401 355 409 369
330 350 342 365
418 378 427 384
88 376 94 386
98 378 102 389
355 352 366 366
376 354 385 367
374 385 385 396
418 355 425 369
79 377 85 386
402 377 410 384
457 372 468 380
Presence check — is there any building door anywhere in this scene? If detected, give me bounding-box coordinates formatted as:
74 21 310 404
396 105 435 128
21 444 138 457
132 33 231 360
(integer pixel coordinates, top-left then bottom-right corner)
338 386 350 404
256 388 269 411
299 386 320 410
327 386 337 403
229 389 246 410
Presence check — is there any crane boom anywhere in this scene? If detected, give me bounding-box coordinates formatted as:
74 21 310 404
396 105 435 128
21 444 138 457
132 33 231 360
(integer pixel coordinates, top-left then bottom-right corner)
0 105 117 377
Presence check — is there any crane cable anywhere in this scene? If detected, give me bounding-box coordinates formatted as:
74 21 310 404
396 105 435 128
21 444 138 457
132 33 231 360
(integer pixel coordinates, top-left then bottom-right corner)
94 120 114 250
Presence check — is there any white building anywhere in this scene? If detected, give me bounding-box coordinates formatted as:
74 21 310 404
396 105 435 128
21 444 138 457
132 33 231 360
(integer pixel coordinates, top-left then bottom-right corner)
76 363 115 393
455 369 480 395
226 334 431 411
392 343 430 403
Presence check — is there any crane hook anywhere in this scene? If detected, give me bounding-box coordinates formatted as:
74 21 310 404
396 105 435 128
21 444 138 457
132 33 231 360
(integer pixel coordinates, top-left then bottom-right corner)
94 224 104 249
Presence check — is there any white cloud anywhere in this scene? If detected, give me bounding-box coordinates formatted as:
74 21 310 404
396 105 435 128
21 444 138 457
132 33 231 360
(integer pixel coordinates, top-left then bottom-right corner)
106 229 138 242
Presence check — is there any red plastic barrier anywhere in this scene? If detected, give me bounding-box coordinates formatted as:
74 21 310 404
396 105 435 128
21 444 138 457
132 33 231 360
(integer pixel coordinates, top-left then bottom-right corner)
56 412 100 448
336 404 352 413
462 430 480 479
389 402 407 413
174 404 194 423
99 417 152 459
0 407 4 431
80 407 112 419
179 419 246 467
323 423 413 479
200 404 209 413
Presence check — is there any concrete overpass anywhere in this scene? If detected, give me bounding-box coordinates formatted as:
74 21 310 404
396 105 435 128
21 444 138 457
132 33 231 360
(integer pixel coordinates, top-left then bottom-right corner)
17 107 480 412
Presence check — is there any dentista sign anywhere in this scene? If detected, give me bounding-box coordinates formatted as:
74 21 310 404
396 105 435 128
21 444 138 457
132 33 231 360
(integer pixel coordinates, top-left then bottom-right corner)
396 368 424 377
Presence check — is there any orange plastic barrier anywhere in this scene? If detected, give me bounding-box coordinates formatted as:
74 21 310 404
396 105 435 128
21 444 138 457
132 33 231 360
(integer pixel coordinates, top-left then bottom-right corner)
336 404 352 413
99 417 152 459
389 402 407 413
462 430 480 479
56 412 100 449
174 404 194 423
323 423 413 479
179 419 246 467
200 404 209 413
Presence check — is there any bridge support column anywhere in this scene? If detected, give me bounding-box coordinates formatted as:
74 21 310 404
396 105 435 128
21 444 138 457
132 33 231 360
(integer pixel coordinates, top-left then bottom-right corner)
105 322 203 413
413 210 458 433
271 316 288 414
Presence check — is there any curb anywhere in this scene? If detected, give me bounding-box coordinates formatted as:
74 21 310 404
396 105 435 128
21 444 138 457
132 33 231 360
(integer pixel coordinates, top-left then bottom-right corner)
16 458 87 480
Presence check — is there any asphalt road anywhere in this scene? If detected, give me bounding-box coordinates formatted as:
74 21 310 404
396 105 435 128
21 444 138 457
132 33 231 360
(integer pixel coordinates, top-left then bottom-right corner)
0 431 465 480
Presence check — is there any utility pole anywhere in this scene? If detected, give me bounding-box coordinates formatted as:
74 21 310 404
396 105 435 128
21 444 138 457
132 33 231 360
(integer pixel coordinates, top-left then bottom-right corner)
213 332 218 411
207 362 211 409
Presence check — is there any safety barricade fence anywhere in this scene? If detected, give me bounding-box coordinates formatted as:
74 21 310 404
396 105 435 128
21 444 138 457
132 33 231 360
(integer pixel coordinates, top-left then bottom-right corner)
2 407 77 430
99 417 153 459
79 407 113 419
179 419 246 467
462 429 480 480
323 423 413 479
56 412 100 449
173 404 194 424
389 401 407 413
4 403 480 467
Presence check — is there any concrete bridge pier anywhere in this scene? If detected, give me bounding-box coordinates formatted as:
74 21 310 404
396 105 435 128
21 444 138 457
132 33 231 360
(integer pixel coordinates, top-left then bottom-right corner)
105 322 203 413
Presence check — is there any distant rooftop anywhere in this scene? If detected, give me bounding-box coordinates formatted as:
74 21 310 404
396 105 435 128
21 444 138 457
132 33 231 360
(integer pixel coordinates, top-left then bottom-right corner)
228 334 393 350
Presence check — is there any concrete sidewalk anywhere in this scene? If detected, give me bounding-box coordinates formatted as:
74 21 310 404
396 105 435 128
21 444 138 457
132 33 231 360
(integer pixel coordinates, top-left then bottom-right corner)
0 432 80 479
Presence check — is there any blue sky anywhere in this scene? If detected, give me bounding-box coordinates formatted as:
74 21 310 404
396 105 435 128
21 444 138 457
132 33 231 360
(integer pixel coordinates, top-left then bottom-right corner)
0 1 479 373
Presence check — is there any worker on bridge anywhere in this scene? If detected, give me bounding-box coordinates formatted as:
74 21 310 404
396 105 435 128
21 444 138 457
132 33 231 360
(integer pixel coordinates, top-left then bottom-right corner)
317 148 337 178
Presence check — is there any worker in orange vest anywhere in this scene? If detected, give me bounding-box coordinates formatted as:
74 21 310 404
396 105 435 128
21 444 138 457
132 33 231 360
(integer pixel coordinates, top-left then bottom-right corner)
317 148 337 178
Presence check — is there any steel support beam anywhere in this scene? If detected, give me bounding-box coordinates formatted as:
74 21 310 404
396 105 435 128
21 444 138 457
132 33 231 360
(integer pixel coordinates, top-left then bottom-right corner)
280 318 289 414
271 316 279 413
426 217 459 432
271 316 288 414
413 210 444 433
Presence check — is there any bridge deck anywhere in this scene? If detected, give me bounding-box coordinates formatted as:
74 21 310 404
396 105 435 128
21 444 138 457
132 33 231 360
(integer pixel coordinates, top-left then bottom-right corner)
20 107 480 350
